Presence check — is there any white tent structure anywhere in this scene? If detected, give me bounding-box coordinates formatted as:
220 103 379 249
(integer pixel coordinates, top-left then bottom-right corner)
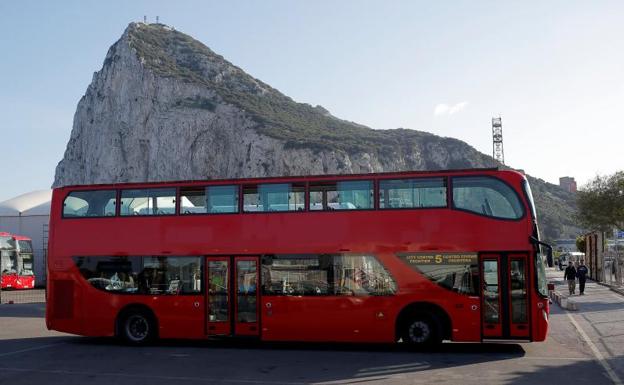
0 190 52 286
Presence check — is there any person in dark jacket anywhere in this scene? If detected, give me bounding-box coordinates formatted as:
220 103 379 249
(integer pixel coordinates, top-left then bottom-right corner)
564 262 577 295
577 260 589 295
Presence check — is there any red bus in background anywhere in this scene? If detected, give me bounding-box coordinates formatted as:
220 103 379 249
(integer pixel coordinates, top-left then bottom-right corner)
1 232 36 289
46 168 551 346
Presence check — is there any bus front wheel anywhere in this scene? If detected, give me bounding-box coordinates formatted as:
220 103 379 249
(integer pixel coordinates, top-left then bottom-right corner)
401 315 441 347
118 309 156 345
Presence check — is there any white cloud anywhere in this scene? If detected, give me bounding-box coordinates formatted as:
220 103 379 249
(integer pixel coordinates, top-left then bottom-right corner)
449 101 468 114
434 104 450 115
434 101 469 116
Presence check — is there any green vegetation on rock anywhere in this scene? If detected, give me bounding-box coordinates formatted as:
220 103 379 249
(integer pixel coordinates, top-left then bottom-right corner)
175 96 218 112
127 24 439 153
526 176 581 242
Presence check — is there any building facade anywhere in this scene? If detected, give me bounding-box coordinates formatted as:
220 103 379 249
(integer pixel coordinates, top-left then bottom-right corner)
559 176 577 193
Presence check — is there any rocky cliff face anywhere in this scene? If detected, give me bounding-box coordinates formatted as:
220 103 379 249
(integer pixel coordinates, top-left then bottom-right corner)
54 22 580 240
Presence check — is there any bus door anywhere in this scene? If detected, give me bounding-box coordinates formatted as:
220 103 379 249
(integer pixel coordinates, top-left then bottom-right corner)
480 253 530 339
206 256 260 337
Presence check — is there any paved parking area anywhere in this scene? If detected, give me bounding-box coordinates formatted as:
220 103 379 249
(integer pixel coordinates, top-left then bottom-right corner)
0 297 617 385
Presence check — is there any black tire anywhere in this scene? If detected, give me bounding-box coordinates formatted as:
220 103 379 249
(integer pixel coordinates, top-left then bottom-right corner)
118 309 156 345
400 314 441 348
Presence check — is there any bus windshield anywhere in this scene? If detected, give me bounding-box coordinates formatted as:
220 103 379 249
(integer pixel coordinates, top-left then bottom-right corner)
536 252 548 297
17 240 33 253
523 178 549 297
0 236 15 250
1 250 17 273
523 179 537 220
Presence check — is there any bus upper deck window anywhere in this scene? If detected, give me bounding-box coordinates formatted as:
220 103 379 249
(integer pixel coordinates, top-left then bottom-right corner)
309 180 373 211
452 176 524 220
180 185 239 214
120 188 176 216
379 178 447 209
243 183 304 212
207 185 239 213
63 190 117 217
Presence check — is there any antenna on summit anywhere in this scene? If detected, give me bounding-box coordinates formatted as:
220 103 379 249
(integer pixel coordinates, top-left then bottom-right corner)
143 15 147 24
491 116 505 165
156 16 160 24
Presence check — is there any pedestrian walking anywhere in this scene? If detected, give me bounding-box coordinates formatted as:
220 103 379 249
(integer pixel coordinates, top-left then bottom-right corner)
564 261 577 295
577 259 589 295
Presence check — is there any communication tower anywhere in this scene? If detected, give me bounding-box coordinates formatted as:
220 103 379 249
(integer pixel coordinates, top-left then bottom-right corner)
492 117 504 164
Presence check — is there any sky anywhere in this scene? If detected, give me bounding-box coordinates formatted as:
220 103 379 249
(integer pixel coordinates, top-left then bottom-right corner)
0 0 622 201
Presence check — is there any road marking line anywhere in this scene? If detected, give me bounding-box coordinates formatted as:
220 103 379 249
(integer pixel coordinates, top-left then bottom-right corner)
0 342 65 357
567 312 623 385
361 362 429 371
521 356 593 361
356 365 430 377
318 376 391 384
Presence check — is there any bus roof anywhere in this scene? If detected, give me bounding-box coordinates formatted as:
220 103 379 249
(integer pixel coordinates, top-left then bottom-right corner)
0 232 31 241
56 167 524 191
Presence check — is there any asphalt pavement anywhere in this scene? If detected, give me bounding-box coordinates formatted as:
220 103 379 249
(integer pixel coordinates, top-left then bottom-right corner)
0 270 621 384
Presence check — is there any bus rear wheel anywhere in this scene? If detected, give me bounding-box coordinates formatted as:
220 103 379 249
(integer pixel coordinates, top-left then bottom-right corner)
401 315 441 348
118 309 156 345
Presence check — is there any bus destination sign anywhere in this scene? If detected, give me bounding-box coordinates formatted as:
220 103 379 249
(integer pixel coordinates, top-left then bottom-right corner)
398 253 478 265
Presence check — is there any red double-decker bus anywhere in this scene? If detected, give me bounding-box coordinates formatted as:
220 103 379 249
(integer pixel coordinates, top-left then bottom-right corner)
1 232 36 289
46 168 551 346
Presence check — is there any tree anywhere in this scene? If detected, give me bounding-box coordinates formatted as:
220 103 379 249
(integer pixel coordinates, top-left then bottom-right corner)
576 236 586 253
577 171 624 232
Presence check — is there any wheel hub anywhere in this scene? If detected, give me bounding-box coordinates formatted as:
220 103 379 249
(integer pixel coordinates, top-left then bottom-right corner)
126 315 149 342
408 321 430 343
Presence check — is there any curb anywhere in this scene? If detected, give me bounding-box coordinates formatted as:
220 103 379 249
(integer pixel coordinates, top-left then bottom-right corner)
597 281 624 297
550 290 578 311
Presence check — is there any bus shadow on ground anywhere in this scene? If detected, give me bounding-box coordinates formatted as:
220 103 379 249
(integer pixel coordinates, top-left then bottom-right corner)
1 336 527 384
76 335 526 356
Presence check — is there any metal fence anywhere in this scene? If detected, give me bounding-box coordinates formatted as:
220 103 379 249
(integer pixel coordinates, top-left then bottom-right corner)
0 288 45 304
